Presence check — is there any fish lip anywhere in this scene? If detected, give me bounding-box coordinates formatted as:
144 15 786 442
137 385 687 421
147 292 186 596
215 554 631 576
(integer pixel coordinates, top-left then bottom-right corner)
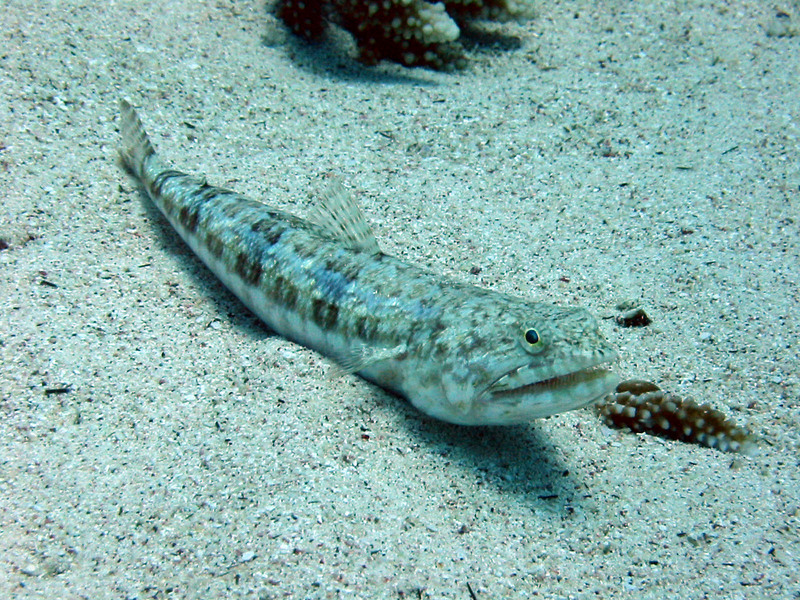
453 352 619 425
484 350 619 402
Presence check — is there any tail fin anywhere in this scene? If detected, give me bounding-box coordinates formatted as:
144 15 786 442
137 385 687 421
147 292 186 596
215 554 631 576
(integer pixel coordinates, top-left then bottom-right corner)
119 99 156 180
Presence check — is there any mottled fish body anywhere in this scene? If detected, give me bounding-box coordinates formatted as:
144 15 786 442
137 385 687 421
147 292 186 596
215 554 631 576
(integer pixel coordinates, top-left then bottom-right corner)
119 100 619 425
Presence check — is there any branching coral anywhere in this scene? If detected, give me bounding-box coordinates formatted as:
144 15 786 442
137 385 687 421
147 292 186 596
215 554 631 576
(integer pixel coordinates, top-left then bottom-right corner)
598 380 754 454
275 0 535 69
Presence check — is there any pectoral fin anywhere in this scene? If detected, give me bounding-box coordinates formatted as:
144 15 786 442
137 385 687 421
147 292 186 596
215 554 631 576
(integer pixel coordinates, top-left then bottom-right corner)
334 343 408 374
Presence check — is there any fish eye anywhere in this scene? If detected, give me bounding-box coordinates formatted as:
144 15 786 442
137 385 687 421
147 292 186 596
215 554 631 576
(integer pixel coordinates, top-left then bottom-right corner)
522 328 544 352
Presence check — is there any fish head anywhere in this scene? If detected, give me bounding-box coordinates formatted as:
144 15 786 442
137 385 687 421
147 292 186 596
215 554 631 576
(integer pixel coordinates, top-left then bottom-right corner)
408 295 619 425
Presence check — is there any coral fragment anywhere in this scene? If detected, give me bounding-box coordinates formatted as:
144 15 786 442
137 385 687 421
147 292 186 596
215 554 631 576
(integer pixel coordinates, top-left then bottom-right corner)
598 379 754 453
275 0 534 68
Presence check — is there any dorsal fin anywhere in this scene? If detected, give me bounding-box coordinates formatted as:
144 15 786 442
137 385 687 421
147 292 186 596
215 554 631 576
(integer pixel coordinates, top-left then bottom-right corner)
308 181 381 255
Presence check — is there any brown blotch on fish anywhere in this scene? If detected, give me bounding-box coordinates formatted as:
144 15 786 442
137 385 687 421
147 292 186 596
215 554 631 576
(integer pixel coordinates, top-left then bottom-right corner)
252 220 284 246
197 187 224 207
151 170 183 197
235 252 263 286
292 242 320 261
272 274 298 308
179 205 200 233
204 233 225 259
312 298 339 329
354 315 379 339
326 258 360 284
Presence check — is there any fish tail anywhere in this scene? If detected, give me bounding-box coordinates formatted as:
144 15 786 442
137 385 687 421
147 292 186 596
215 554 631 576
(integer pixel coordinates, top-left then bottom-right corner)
118 99 157 180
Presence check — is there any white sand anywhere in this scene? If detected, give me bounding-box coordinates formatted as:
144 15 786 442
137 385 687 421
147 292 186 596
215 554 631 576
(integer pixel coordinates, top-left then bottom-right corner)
1 1 798 597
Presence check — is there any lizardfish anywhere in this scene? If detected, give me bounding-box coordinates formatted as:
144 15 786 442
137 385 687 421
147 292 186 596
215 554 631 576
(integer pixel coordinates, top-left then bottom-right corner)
119 100 619 425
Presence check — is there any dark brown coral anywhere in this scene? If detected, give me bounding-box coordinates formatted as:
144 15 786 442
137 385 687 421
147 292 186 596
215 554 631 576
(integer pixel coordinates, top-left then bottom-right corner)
598 380 754 454
275 0 534 69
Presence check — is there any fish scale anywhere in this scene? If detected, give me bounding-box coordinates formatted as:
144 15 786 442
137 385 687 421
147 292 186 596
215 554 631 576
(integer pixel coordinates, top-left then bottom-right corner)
119 100 619 425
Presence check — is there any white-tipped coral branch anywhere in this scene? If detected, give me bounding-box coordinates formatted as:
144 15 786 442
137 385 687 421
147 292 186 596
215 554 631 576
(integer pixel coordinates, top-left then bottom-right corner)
598 380 754 454
275 0 535 69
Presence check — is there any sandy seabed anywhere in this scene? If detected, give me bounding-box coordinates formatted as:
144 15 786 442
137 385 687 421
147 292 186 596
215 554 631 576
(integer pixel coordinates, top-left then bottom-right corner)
1 1 798 598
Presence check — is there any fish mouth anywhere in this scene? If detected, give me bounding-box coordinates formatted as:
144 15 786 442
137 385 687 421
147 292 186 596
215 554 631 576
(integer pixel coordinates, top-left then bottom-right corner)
480 352 619 423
